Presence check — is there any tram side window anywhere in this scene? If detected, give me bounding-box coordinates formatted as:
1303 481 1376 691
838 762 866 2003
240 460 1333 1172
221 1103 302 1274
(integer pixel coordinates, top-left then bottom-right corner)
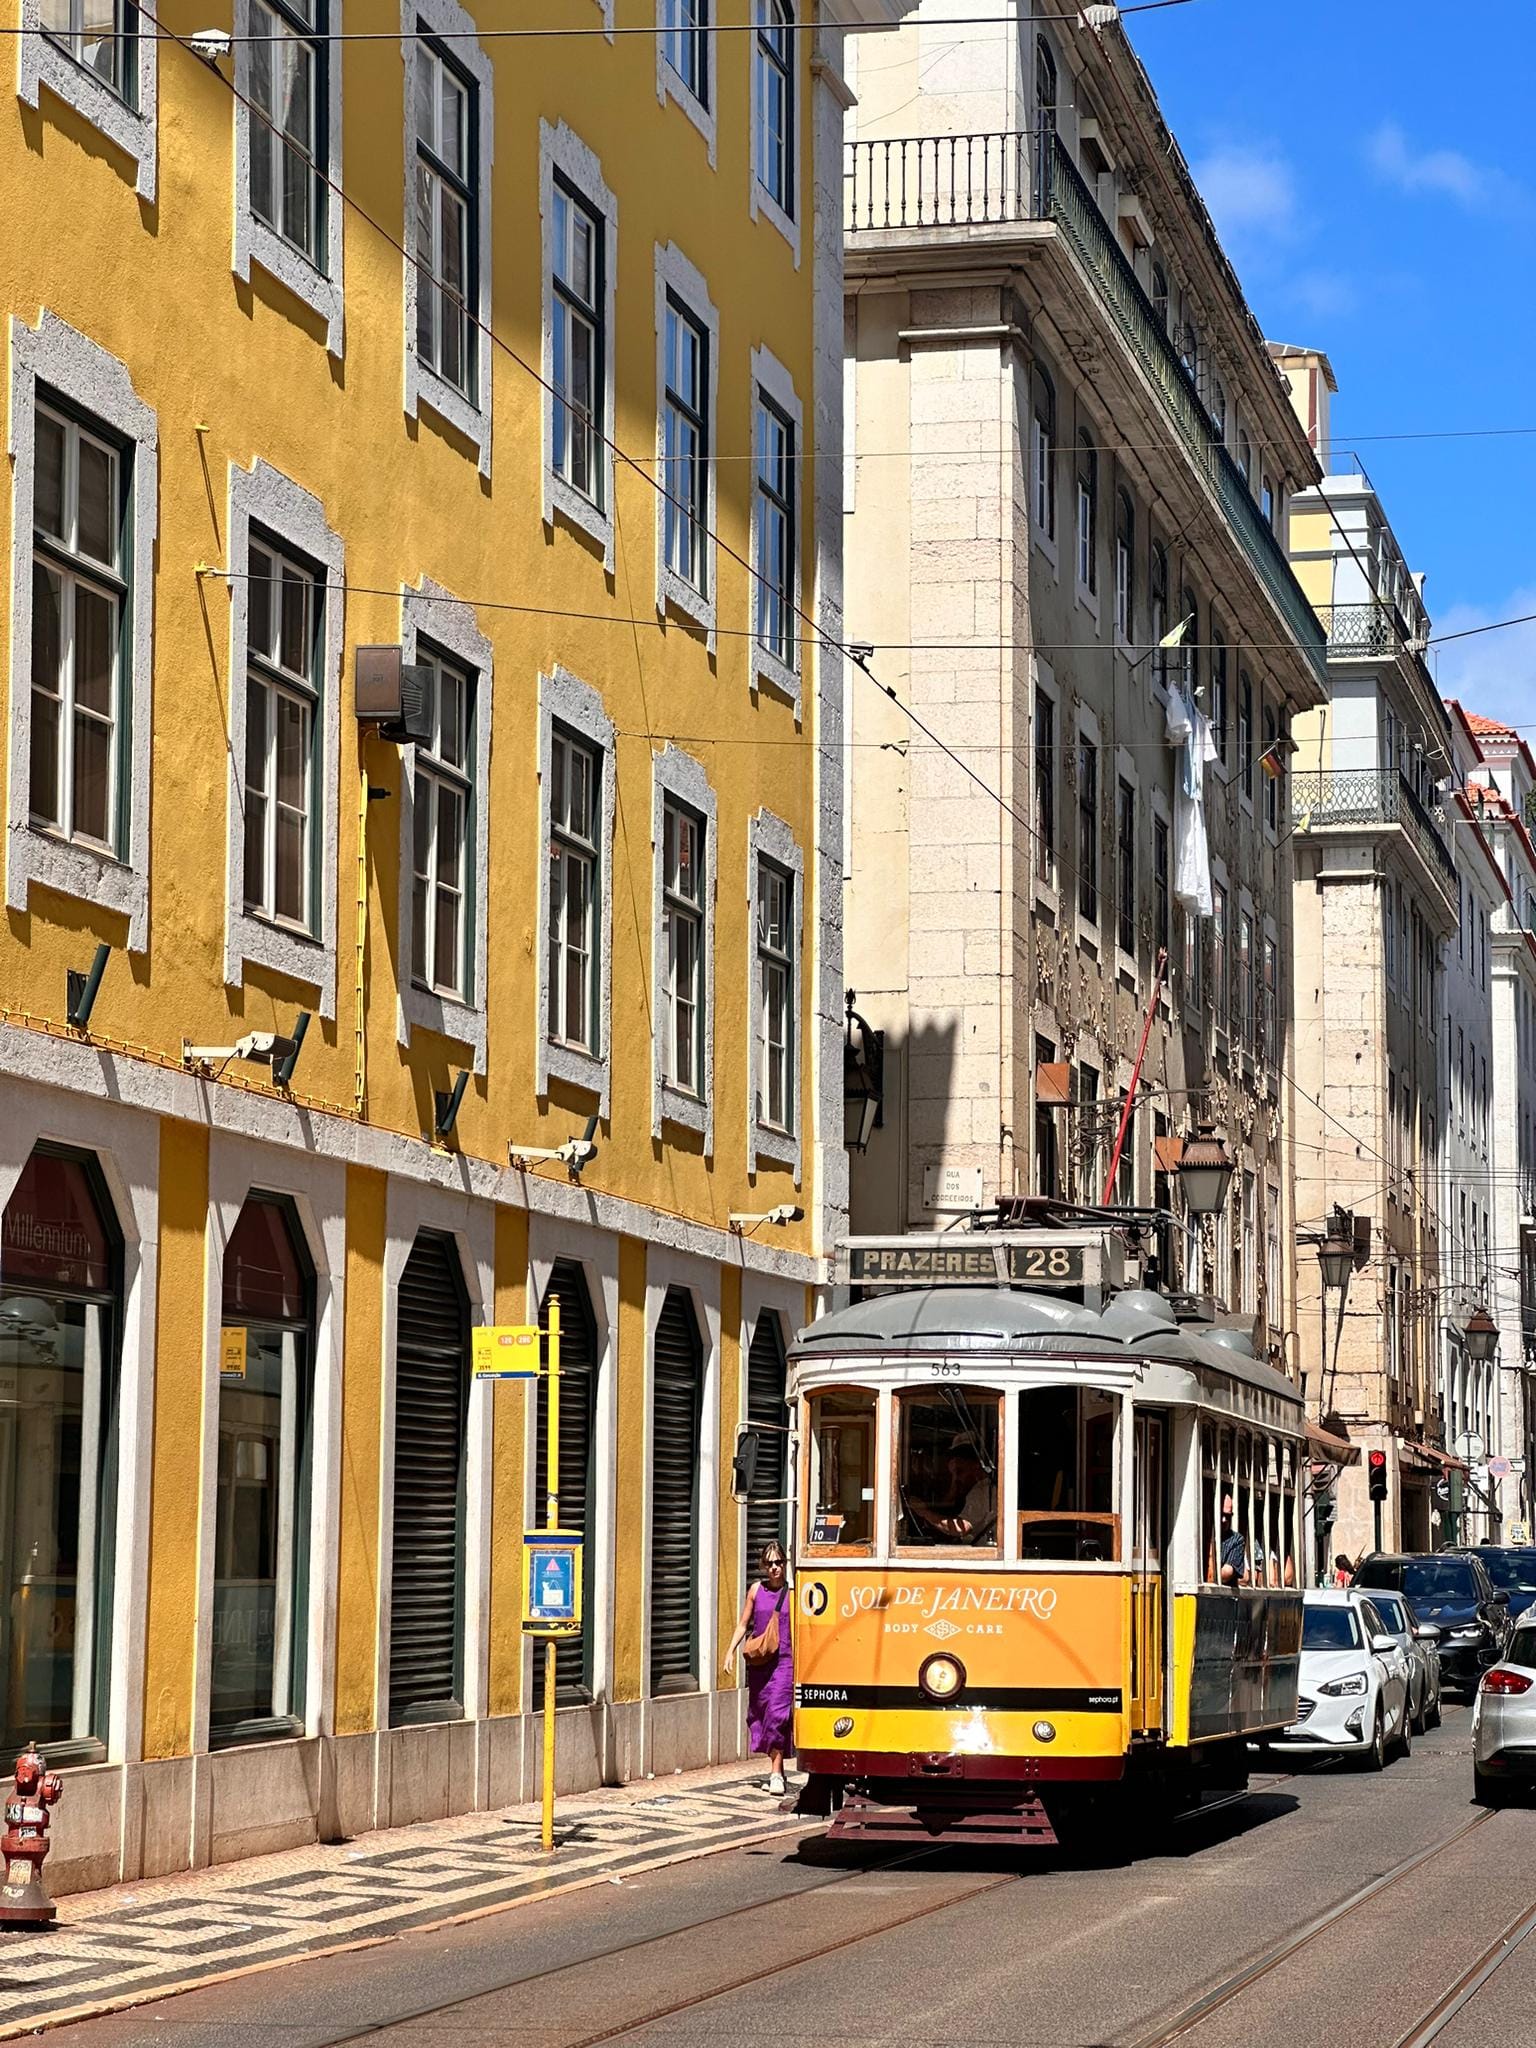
1200 1423 1216 1583
894 1391 1000 1551
1202 1424 1298 1587
1017 1386 1119 1561
806 1390 877 1549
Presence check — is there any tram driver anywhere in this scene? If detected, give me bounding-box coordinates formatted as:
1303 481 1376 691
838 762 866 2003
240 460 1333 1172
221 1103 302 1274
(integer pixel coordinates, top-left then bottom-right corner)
908 1434 997 1545
1218 1492 1250 1586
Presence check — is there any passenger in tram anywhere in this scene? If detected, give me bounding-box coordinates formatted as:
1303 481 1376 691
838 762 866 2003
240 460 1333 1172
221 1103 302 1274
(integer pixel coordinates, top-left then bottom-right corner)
908 1436 997 1545
1219 1493 1250 1585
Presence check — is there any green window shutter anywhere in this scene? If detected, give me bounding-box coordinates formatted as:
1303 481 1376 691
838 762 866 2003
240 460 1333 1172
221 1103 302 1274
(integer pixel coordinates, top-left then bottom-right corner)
649 1286 703 1696
388 1230 468 1727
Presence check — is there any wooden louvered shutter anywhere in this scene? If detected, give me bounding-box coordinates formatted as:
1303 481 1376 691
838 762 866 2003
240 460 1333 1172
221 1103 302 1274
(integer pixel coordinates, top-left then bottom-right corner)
388 1231 468 1728
746 1314 788 1566
535 1260 597 1705
649 1287 702 1697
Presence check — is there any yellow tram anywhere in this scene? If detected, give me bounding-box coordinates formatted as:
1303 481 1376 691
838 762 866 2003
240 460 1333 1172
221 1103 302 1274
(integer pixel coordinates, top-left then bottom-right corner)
784 1232 1305 1844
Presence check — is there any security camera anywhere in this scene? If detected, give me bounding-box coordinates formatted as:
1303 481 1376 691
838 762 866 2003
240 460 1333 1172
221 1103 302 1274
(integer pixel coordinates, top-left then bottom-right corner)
768 1205 804 1226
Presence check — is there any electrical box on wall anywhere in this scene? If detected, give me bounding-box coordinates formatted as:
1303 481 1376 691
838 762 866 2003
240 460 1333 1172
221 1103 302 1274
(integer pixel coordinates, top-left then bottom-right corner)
355 646 433 744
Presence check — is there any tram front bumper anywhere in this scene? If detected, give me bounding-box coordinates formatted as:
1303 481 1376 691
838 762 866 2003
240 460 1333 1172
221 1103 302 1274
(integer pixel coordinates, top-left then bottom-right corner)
797 1748 1126 1783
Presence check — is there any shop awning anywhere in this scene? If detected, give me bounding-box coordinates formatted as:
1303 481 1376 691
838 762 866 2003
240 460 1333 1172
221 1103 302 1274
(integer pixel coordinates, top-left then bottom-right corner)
1306 1422 1360 1465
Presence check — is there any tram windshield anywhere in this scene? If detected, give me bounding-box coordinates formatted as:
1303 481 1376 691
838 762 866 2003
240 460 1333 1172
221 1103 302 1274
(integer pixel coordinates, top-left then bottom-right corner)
806 1389 877 1549
895 1390 1000 1551
1018 1386 1119 1561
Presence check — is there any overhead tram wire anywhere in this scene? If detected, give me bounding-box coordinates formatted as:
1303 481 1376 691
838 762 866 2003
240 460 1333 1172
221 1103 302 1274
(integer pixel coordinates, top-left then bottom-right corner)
153 4 1512 1266
0 0 1200 39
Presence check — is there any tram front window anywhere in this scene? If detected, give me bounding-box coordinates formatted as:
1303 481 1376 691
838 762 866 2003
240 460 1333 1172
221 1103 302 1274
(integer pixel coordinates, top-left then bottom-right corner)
895 1391 1000 1551
805 1389 876 1550
1017 1386 1119 1561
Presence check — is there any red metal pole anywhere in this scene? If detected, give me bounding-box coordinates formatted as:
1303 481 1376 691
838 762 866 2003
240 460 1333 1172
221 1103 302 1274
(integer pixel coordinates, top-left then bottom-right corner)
1100 948 1168 1207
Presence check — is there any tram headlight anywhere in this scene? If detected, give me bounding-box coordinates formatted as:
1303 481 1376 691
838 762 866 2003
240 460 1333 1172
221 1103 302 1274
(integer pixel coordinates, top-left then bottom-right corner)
1032 1720 1057 1744
833 1716 855 1738
919 1653 965 1701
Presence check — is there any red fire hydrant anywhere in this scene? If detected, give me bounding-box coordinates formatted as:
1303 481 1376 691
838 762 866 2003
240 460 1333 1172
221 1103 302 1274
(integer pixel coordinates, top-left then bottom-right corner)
1 1747 63 1927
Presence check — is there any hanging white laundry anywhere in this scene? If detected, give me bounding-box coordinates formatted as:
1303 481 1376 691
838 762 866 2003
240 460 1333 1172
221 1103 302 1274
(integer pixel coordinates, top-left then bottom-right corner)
1165 683 1217 917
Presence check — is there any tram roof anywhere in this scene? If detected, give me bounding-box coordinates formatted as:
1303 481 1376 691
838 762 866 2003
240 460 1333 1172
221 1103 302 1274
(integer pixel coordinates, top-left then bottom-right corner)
792 1286 1302 1409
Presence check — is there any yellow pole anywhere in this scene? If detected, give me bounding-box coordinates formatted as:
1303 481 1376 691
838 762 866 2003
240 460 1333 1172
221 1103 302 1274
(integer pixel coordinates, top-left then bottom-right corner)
541 1299 561 1854
354 761 368 1119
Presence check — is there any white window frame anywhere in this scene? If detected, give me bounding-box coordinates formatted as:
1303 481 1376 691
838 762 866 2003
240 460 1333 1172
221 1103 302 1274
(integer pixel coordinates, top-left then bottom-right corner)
6 312 156 952
539 120 619 571
396 579 492 1072
401 0 493 476
536 665 615 1113
654 243 719 645
747 808 803 1181
651 745 717 1149
749 344 802 708
233 0 345 357
656 0 716 163
748 0 799 264
19 0 157 201
224 460 343 1014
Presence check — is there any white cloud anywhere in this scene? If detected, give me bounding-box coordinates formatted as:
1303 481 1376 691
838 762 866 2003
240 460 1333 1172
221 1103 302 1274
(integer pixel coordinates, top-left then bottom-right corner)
1288 270 1358 320
1430 587 1536 736
1191 144 1298 245
1367 122 1526 213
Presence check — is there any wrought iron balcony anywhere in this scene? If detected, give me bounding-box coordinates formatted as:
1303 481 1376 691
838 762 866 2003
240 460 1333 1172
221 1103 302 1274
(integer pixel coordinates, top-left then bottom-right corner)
1318 603 1401 658
844 131 1328 685
1291 769 1457 892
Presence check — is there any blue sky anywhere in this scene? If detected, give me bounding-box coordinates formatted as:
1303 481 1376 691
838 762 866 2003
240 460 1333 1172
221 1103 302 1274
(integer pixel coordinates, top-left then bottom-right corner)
1128 0 1536 728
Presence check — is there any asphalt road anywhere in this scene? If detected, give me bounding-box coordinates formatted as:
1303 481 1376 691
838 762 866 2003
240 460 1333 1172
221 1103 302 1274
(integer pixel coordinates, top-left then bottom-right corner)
37 1706 1536 2048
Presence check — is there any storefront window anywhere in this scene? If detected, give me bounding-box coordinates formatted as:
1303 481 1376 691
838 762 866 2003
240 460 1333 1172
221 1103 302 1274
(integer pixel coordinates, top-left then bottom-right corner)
0 1146 120 1763
805 1389 876 1550
211 1195 313 1748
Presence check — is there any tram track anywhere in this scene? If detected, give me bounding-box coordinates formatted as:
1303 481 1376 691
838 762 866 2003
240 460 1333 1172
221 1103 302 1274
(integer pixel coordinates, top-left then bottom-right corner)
1116 1807 1501 2048
306 1770 1306 2048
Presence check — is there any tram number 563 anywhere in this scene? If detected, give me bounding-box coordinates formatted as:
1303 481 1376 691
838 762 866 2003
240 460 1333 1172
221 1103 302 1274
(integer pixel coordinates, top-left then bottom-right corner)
929 1361 961 1378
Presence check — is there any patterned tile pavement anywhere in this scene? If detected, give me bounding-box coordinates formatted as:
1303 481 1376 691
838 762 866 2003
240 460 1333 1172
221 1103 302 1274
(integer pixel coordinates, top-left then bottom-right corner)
0 1764 807 2037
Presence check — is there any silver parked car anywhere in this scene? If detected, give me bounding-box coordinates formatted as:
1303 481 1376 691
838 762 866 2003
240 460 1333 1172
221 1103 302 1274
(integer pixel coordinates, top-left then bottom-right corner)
1472 1606 1536 1806
1367 1588 1442 1734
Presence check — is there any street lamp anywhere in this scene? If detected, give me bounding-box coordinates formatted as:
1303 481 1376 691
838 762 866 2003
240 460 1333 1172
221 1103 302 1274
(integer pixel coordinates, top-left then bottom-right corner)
1465 1304 1499 1365
1177 1124 1235 1216
1317 1223 1355 1297
843 992 885 1154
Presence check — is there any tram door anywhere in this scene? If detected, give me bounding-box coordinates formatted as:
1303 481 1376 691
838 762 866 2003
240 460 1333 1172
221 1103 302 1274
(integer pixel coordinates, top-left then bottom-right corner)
1130 1410 1168 1734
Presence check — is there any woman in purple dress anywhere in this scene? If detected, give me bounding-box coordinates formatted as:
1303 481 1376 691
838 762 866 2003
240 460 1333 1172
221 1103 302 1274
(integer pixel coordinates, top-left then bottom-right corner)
727 1543 793 1793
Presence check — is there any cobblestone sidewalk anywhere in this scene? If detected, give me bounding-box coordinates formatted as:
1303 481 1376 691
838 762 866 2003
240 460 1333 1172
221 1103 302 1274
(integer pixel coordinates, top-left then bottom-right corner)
0 1763 806 2037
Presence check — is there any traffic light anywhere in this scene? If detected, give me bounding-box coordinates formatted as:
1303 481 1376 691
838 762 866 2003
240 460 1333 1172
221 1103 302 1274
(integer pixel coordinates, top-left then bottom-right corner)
1368 1449 1388 1502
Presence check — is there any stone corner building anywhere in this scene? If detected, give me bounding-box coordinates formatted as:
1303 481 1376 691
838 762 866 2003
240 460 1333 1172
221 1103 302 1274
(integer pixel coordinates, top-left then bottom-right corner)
842 0 1325 1366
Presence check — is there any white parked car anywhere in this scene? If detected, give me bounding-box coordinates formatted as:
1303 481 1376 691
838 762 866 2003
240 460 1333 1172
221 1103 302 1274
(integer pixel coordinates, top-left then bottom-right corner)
1472 1605 1536 1806
1268 1590 1412 1769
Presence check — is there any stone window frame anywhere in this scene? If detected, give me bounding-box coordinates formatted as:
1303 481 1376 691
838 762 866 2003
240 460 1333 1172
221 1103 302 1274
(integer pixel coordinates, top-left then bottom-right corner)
535 664 616 1114
18 0 157 201
232 0 346 358
223 459 345 1016
540 119 619 569
748 0 800 266
396 579 493 1072
651 744 718 1151
655 0 717 165
653 242 719 646
6 311 158 952
749 343 803 709
401 0 494 477
747 806 803 1182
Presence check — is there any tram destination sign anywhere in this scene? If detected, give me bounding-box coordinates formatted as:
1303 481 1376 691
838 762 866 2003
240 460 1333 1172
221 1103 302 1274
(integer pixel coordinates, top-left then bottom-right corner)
846 1236 1091 1288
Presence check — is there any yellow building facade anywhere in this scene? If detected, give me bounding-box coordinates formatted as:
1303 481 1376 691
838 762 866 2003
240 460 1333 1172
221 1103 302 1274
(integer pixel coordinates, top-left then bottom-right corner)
0 0 904 1889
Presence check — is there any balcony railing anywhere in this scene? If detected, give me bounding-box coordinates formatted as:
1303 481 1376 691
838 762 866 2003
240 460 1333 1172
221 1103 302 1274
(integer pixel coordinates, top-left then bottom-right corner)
1318 603 1401 658
845 132 1328 685
844 130 1032 232
1291 769 1458 891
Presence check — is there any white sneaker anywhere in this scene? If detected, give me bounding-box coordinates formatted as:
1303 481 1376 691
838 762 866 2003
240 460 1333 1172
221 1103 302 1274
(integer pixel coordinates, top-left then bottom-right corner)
768 1770 786 1795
